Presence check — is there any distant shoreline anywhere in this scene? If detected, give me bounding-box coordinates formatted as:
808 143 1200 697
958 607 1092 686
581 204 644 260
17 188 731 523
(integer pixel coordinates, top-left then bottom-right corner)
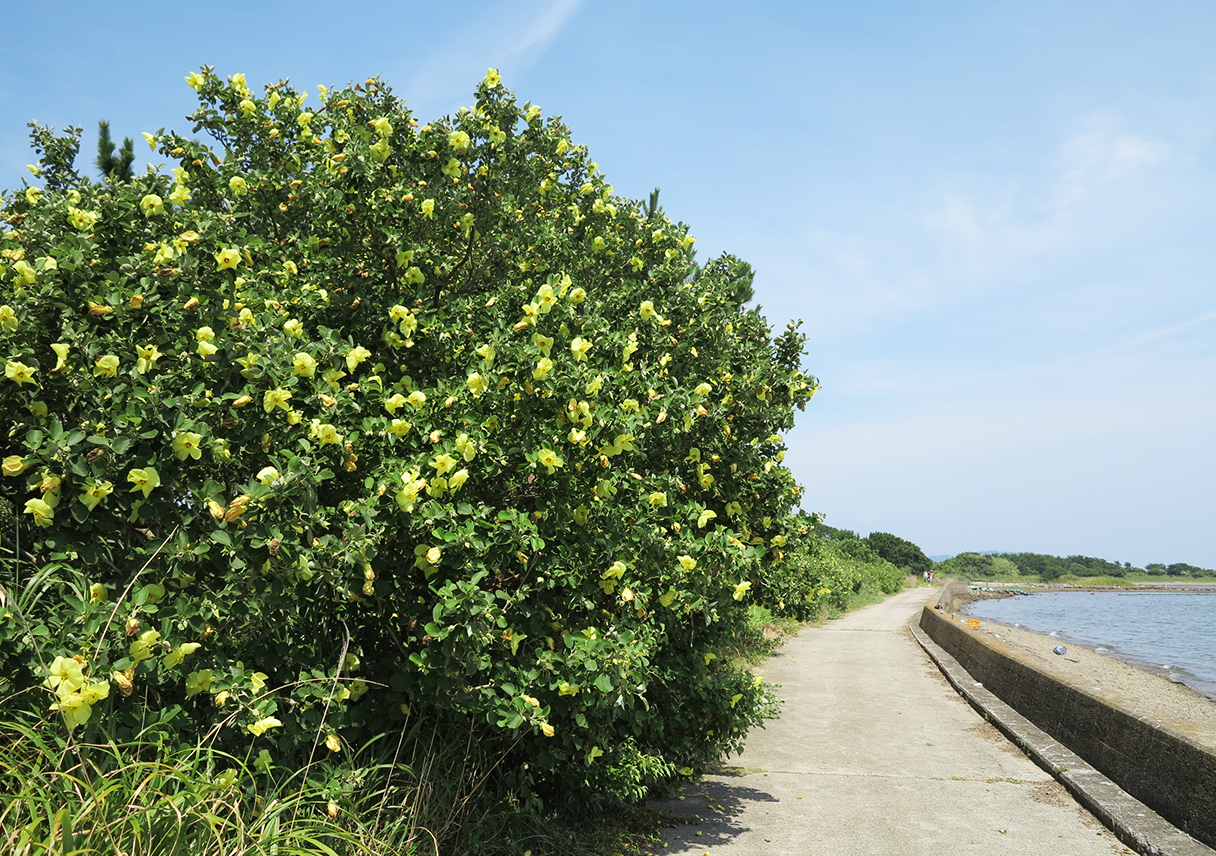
966 580 1216 595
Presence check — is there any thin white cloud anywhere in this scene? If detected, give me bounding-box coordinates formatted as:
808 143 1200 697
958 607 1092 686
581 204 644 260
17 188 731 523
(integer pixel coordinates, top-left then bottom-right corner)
402 0 585 112
920 115 1170 279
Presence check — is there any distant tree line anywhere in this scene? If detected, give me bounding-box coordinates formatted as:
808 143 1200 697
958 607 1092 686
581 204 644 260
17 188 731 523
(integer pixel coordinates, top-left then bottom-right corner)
938 552 1216 581
806 525 1216 582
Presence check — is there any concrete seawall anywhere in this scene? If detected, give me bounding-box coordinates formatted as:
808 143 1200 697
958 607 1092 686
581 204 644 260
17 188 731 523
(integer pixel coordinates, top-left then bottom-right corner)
918 601 1216 849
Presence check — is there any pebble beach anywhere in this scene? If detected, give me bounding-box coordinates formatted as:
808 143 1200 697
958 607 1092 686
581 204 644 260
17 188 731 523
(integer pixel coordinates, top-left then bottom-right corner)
966 616 1216 751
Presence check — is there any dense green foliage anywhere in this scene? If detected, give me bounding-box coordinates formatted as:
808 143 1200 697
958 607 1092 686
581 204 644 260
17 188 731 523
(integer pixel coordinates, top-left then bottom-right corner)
863 531 931 576
750 514 906 619
0 66 821 824
95 121 135 183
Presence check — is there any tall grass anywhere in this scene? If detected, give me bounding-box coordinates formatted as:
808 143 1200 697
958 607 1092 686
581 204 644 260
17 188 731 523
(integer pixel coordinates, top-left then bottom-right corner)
0 715 446 856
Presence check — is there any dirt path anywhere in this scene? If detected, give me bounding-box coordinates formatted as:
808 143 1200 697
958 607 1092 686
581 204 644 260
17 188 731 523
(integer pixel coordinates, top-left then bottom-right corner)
649 588 1132 855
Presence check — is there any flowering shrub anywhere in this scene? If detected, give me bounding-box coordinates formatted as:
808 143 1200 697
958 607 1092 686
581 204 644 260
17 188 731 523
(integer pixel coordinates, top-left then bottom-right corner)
0 68 816 805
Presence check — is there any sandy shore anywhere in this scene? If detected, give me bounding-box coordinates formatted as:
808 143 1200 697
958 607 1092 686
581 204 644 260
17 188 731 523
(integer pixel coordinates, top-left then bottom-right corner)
963 615 1216 751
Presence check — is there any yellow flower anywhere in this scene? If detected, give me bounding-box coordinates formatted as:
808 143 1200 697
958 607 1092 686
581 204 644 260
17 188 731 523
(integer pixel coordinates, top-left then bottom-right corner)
317 423 342 445
648 492 668 507
733 581 753 601
455 433 477 461
0 305 18 332
24 498 54 527
532 358 554 381
172 431 204 461
407 390 427 410
697 508 717 527
283 318 304 337
229 72 248 95
168 185 191 207
384 393 407 414
127 467 161 498
630 256 645 272
93 354 120 378
390 418 411 437
214 248 241 269
25 186 42 204
185 71 205 90
694 382 712 396
678 555 697 572
247 716 283 736
325 732 342 752
535 283 557 314
604 561 626 579
466 372 488 397
12 260 37 286
569 337 592 361
238 98 256 116
162 642 201 669
420 198 436 220
592 236 607 252
441 157 461 178
489 126 506 146
129 629 161 663
263 388 292 412
135 344 162 374
371 116 393 137
67 207 100 231
483 68 501 88
292 352 317 377
448 129 471 153
531 333 554 356
5 360 37 386
256 466 280 485
229 175 249 195
448 468 469 491
568 286 586 303
198 341 218 359
45 656 85 695
726 501 743 517
89 583 107 603
79 480 114 511
536 448 563 474
186 669 215 697
3 456 28 477
639 300 658 320
369 139 392 162
196 326 216 342
140 194 164 216
431 453 458 476
345 345 372 372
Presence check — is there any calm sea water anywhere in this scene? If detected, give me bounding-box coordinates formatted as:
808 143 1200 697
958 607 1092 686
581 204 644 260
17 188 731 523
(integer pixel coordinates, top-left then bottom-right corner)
965 591 1216 698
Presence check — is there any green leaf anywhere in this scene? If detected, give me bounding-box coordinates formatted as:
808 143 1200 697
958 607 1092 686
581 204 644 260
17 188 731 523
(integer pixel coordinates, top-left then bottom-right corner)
211 530 232 546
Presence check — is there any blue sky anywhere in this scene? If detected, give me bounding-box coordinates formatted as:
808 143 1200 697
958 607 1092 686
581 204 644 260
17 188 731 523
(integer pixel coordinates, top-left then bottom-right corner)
2 1 1213 567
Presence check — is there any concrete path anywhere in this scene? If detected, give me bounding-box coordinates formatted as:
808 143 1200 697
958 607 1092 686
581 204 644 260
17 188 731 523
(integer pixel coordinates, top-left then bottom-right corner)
649 588 1133 855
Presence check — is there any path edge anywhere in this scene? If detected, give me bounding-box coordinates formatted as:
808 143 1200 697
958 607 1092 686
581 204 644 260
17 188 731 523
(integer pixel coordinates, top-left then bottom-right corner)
910 620 1214 856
